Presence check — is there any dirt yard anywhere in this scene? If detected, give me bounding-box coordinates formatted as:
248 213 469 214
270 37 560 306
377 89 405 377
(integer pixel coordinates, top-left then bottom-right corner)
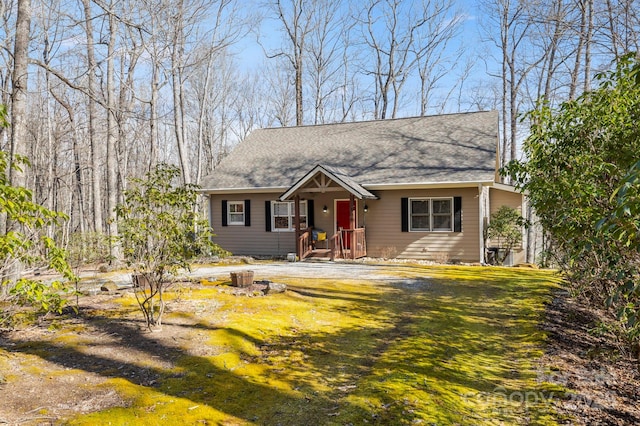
540 291 640 425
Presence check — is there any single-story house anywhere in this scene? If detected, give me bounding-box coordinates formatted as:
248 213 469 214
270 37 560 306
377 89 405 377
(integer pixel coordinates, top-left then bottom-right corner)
201 111 525 264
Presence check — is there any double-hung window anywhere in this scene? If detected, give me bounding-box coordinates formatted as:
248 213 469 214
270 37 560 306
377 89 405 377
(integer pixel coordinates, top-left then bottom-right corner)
271 201 307 231
410 197 453 232
227 201 245 225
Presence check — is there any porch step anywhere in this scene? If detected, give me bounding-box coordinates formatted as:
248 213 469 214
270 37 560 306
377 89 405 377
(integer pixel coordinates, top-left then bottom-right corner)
305 249 332 260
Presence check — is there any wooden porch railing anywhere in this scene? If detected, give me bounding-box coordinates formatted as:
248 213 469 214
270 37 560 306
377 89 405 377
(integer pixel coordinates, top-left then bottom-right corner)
329 232 342 261
297 227 313 260
298 227 367 261
341 228 367 259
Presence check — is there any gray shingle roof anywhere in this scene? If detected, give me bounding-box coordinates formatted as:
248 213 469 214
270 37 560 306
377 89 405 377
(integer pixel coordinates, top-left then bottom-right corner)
201 111 499 191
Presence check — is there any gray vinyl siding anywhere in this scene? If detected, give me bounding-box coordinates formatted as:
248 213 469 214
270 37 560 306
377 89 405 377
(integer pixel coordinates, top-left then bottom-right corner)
208 187 491 263
208 190 358 257
489 188 523 214
209 193 297 257
364 188 481 263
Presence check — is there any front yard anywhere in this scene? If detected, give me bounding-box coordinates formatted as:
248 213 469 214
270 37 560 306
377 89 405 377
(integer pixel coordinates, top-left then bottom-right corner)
1 264 566 424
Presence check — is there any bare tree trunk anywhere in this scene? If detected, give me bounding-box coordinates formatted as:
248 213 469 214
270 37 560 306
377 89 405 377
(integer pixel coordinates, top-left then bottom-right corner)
81 0 103 233
499 0 509 170
295 45 304 125
363 0 458 120
195 51 215 185
150 63 159 171
274 0 312 126
43 69 55 241
605 0 619 58
308 0 336 124
364 0 394 119
541 0 563 102
485 0 543 167
509 58 518 163
171 0 192 184
339 30 359 122
4 0 31 292
569 0 588 100
118 24 143 187
414 0 461 115
583 0 593 92
145 5 163 172
9 0 30 190
106 6 120 261
51 91 87 238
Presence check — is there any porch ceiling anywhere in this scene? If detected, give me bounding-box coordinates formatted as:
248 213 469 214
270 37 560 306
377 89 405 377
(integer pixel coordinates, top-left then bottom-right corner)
279 164 378 201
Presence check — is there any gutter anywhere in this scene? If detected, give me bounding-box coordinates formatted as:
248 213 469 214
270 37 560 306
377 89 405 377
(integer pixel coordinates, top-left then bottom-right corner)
200 180 521 194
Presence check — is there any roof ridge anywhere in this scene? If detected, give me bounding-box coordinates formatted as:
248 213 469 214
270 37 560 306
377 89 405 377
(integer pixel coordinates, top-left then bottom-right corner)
258 110 495 132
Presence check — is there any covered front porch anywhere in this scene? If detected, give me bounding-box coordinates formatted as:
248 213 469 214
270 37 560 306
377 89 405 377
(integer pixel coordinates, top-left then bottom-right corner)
295 211 368 261
279 164 378 261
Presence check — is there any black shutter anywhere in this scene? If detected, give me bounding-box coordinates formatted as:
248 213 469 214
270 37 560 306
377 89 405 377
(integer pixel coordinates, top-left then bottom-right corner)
221 200 228 227
244 200 251 226
454 196 462 232
401 197 409 232
307 200 315 228
265 201 272 232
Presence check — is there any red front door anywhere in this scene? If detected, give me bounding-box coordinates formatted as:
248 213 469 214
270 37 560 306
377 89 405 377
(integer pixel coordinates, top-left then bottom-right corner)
336 200 354 249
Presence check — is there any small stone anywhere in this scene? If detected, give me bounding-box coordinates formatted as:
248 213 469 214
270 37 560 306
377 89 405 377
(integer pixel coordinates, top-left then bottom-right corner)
82 288 102 296
515 263 539 269
265 282 287 294
100 281 119 292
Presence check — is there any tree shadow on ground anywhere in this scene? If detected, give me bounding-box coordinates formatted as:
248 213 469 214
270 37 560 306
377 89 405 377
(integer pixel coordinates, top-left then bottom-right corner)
0 310 373 424
0 270 558 424
261 275 556 424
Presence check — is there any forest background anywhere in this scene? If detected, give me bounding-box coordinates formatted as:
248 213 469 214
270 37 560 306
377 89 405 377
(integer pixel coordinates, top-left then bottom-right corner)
0 0 637 263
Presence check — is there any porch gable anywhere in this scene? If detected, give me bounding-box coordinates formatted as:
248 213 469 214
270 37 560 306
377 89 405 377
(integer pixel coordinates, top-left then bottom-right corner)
279 164 378 202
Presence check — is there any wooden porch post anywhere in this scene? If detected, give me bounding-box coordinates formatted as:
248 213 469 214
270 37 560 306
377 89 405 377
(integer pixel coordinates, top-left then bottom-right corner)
294 195 301 258
349 194 356 259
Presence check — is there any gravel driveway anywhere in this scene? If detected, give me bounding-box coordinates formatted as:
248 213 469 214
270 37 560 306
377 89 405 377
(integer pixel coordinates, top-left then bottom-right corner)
189 261 406 281
77 260 427 293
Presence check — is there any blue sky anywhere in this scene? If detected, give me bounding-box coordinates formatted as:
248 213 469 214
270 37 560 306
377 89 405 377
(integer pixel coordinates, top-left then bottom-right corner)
226 0 496 117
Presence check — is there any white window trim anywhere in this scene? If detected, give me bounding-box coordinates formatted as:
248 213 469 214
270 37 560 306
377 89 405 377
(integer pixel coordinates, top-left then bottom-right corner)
409 197 454 232
227 201 245 226
271 200 307 232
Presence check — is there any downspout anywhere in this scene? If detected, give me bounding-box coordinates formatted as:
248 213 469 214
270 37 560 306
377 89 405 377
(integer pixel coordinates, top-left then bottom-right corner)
204 194 212 231
349 194 356 259
478 183 485 264
295 195 301 259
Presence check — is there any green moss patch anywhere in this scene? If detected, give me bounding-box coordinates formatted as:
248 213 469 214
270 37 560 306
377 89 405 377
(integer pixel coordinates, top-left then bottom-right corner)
7 264 562 424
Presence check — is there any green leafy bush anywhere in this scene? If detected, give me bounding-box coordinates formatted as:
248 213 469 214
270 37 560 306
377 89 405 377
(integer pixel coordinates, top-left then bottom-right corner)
10 278 69 314
505 54 640 349
116 163 226 329
0 105 75 322
486 206 526 265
